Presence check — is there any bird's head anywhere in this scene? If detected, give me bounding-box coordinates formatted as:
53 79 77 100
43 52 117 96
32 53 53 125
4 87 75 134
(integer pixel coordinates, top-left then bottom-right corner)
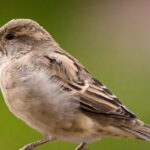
0 19 56 58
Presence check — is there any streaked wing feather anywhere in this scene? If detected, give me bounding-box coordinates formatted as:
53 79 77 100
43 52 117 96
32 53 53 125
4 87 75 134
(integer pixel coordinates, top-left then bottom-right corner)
44 51 136 119
79 83 136 119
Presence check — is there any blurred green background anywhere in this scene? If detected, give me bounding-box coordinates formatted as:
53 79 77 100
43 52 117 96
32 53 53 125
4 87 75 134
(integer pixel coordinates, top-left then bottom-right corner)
0 0 150 150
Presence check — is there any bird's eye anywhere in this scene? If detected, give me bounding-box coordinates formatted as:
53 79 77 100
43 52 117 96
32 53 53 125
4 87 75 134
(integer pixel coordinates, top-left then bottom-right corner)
5 33 16 40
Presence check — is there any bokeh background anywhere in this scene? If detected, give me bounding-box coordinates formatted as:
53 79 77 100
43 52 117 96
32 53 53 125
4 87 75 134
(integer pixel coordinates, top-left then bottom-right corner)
0 0 150 150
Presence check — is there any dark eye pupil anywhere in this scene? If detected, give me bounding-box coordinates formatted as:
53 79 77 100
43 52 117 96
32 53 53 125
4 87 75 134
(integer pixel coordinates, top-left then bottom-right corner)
5 33 15 40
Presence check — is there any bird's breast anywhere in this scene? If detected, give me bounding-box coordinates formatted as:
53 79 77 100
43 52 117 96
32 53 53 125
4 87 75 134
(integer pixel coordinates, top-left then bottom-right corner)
0 63 103 142
0 66 80 135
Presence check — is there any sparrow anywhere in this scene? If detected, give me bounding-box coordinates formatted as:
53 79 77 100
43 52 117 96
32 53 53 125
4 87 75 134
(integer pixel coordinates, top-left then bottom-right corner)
0 19 149 150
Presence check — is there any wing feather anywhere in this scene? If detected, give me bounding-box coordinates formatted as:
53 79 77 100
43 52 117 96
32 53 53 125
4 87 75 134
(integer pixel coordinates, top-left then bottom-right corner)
44 51 136 119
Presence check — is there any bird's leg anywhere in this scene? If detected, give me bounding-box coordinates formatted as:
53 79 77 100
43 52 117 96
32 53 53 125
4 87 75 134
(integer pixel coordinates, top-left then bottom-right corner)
19 136 56 150
75 142 88 150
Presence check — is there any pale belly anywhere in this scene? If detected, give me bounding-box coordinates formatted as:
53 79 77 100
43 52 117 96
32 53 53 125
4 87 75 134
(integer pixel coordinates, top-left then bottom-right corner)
0 69 102 143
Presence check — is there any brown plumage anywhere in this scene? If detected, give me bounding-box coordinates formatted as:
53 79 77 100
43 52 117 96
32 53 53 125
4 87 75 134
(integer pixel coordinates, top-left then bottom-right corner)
0 19 149 150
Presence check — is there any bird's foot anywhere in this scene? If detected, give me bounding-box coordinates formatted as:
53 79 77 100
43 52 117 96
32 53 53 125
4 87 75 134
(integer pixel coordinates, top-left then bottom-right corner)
19 137 55 150
75 142 88 150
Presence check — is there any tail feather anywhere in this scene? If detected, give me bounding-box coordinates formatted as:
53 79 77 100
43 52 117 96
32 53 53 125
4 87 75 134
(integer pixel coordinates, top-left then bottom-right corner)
121 123 150 141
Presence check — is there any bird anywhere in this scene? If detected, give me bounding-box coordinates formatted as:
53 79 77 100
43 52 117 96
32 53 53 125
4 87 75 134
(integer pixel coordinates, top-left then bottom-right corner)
0 19 149 150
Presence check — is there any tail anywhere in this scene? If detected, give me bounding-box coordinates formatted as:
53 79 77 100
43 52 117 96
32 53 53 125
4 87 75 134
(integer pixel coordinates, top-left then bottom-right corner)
120 120 150 141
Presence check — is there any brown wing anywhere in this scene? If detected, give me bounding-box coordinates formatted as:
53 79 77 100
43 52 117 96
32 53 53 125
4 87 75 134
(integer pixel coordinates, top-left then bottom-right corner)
44 50 136 119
